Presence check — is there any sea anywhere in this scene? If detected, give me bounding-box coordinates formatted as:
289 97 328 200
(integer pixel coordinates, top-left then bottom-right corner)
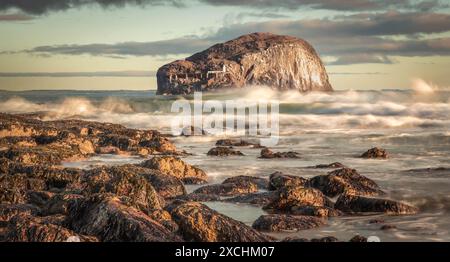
1 87 449 242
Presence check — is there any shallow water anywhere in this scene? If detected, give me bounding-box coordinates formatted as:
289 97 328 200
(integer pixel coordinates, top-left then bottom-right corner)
3 88 450 242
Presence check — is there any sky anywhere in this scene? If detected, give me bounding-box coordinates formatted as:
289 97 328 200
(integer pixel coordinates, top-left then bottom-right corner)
0 0 450 91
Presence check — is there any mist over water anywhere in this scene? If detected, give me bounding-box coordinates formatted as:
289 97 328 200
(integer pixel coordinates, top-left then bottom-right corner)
1 85 449 241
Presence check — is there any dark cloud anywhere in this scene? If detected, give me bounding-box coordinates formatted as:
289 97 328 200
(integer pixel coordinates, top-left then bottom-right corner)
0 13 35 21
18 37 214 57
0 70 155 77
199 0 446 11
236 12 290 19
0 0 184 15
3 11 450 65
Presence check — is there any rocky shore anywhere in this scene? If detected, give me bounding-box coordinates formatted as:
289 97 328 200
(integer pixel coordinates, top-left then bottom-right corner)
0 113 419 242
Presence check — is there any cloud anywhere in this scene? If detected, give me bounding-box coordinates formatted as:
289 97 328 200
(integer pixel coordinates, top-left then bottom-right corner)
3 10 450 65
0 0 185 15
199 0 447 11
0 13 35 21
17 37 215 57
0 70 155 77
328 54 395 65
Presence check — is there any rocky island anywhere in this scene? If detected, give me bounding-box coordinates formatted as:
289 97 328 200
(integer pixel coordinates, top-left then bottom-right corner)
157 32 333 95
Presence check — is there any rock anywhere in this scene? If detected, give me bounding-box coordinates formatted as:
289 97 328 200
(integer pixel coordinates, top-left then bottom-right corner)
141 156 207 184
252 214 325 232
308 168 385 197
81 165 164 211
290 205 343 217
222 175 270 190
311 236 339 242
145 173 186 199
0 173 47 204
281 237 310 242
311 162 346 169
0 113 179 162
369 218 385 224
259 148 300 159
282 236 339 242
264 186 331 212
4 214 97 242
26 190 54 207
193 181 258 197
145 209 179 233
0 204 40 223
335 194 418 215
361 147 388 159
216 139 262 148
43 193 84 215
349 235 368 242
224 191 277 206
207 147 244 156
380 225 397 230
268 172 307 190
181 177 208 185
167 201 271 242
67 194 182 242
0 158 83 190
157 33 332 95
175 193 221 202
181 126 208 136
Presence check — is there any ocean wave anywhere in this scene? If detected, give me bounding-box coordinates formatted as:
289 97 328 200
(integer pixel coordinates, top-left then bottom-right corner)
0 88 449 132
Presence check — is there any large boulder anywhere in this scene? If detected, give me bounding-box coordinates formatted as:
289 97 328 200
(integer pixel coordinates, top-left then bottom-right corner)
361 147 388 159
167 201 272 242
145 173 186 199
207 147 244 157
335 194 418 215
157 33 332 95
67 194 182 242
268 172 307 190
260 148 300 159
222 175 270 190
81 166 164 211
252 214 325 232
141 156 207 184
308 168 385 197
193 181 258 197
264 186 332 212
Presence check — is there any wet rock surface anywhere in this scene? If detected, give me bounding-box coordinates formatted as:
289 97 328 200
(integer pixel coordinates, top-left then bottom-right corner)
167 201 272 242
193 181 258 197
260 148 300 159
269 172 307 190
222 175 270 190
224 191 277 206
308 168 385 197
311 162 346 169
207 147 244 156
67 194 182 242
141 156 207 184
335 194 418 215
264 186 332 212
361 147 388 159
252 214 325 232
216 139 263 148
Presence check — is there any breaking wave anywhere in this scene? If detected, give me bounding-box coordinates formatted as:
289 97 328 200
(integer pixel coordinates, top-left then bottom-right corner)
0 85 449 133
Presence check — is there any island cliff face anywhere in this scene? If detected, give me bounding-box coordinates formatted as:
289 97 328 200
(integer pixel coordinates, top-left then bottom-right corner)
156 32 333 95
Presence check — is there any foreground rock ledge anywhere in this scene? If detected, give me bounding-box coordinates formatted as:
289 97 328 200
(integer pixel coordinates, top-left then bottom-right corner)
167 201 272 242
157 32 333 95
